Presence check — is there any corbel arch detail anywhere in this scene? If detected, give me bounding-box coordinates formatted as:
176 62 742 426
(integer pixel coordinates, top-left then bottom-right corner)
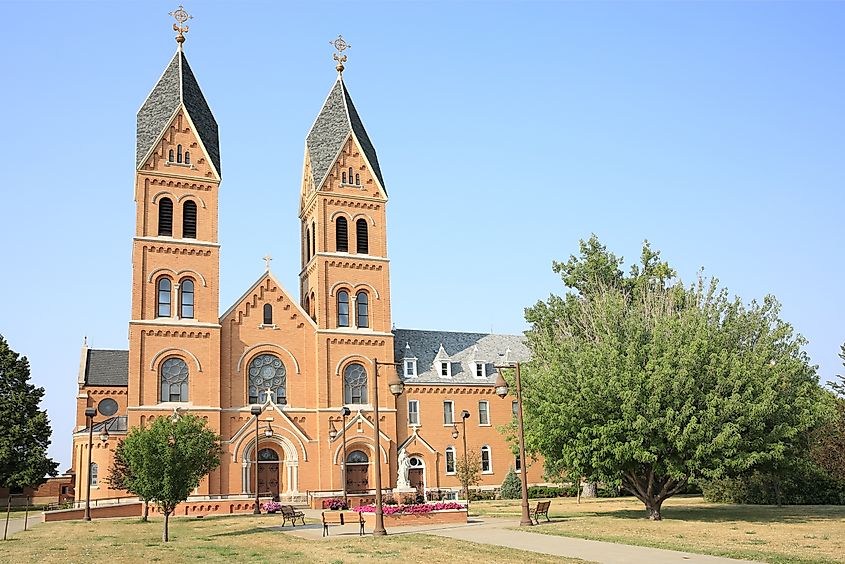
236 343 301 374
149 347 202 373
334 354 371 377
351 212 376 226
147 267 208 287
330 210 353 222
332 438 389 464
329 281 380 299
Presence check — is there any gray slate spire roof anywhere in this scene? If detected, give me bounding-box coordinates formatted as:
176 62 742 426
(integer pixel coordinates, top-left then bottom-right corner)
137 50 220 175
306 77 385 193
83 349 129 387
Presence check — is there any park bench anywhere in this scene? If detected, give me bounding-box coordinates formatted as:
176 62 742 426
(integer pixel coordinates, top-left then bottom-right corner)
321 510 364 537
531 500 551 524
280 505 305 527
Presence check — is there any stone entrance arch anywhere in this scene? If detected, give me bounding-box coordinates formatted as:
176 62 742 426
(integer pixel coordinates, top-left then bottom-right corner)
242 435 300 496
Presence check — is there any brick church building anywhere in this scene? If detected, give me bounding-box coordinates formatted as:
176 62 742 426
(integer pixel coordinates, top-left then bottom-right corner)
71 23 542 507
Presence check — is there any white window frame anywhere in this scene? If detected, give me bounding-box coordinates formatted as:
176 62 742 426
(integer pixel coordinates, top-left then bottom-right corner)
408 399 420 426
404 358 417 378
481 445 492 474
445 446 456 475
474 362 486 379
478 400 490 426
443 400 454 425
439 361 451 378
89 462 99 487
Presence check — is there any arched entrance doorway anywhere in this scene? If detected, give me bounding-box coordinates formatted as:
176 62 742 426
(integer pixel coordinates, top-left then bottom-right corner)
408 455 425 498
257 447 281 499
346 450 370 493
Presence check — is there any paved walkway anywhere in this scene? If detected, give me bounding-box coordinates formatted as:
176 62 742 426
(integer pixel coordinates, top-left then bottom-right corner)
2 512 43 539
283 510 759 564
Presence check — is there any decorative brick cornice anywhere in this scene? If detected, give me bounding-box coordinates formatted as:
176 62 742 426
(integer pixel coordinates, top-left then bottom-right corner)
326 260 383 271
141 329 211 339
143 244 213 257
147 177 214 192
328 338 386 347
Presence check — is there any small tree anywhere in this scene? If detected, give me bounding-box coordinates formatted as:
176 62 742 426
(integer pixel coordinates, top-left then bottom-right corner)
0 335 58 491
121 414 221 541
455 450 482 500
500 467 521 499
106 439 150 521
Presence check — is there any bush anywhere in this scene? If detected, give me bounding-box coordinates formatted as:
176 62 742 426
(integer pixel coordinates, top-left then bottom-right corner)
469 489 497 501
501 467 522 499
382 495 398 505
527 486 579 498
701 465 845 505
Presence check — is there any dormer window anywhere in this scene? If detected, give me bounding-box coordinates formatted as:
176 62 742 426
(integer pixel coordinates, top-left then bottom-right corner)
440 361 451 378
404 358 417 378
355 173 360 185
342 171 347 183
475 362 486 378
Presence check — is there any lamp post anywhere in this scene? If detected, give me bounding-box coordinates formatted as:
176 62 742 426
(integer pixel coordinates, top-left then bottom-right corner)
329 407 352 506
495 362 533 527
372 358 405 536
250 405 262 514
451 410 471 503
83 407 110 521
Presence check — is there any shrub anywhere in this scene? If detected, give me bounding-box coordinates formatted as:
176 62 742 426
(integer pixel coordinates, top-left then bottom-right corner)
382 495 398 505
527 486 572 498
261 501 282 513
352 502 466 514
701 465 845 505
469 489 497 501
500 467 522 500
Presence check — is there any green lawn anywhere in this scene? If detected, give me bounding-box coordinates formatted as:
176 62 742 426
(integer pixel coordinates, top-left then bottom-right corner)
471 495 845 564
0 513 581 564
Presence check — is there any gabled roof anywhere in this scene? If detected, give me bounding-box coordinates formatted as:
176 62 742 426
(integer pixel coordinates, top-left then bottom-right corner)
306 77 385 193
84 349 129 387
394 329 530 385
136 49 220 175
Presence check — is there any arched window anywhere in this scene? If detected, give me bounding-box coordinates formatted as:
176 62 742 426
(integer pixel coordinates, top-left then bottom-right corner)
347 450 369 464
258 448 279 462
183 200 197 239
179 279 194 319
356 291 369 328
156 277 171 317
337 290 350 327
336 217 348 252
263 303 273 325
168 149 174 162
312 221 316 256
481 445 492 473
176 144 183 164
445 447 456 474
355 173 360 185
248 354 287 404
343 363 368 404
306 228 311 262
160 357 189 402
89 463 98 486
304 295 310 318
356 219 368 254
184 151 190 165
348 167 353 182
158 197 173 236
310 291 316 321
342 171 347 183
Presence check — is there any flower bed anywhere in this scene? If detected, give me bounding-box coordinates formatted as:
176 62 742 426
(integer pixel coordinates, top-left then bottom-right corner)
352 502 465 514
261 501 282 513
322 498 349 510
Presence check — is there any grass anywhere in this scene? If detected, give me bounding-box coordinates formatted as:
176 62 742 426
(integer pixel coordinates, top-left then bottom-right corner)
471 495 845 564
0 513 582 564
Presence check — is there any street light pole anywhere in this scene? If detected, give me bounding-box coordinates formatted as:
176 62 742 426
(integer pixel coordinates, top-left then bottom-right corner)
341 407 350 506
451 410 471 504
83 408 96 521
372 358 405 536
495 362 533 527
251 405 262 514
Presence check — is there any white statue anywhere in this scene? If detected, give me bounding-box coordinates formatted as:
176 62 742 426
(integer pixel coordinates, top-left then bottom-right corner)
397 449 411 488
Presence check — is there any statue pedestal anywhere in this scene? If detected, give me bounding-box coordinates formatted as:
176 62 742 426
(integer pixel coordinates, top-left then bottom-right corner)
394 486 416 494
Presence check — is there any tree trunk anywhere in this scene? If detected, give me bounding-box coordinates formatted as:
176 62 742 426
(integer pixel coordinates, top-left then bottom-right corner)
646 499 664 521
581 482 597 498
142 500 149 522
163 511 170 542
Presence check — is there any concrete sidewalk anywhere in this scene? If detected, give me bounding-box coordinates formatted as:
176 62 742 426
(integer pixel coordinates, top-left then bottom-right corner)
282 510 759 564
2 512 43 539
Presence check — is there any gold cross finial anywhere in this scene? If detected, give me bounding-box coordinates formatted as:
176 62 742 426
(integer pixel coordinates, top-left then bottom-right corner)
263 255 272 271
170 5 193 47
330 35 351 74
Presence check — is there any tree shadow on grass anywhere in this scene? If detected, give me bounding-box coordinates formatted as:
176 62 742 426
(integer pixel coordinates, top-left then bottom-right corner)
208 526 273 538
598 505 845 524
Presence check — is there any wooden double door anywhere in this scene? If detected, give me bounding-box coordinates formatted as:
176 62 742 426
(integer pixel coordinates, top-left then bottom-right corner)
257 448 281 499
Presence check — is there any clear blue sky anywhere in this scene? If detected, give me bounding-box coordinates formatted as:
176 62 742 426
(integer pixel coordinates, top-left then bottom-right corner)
0 1 842 470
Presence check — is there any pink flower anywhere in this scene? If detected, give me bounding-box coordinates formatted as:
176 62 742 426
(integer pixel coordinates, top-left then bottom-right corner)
352 502 465 514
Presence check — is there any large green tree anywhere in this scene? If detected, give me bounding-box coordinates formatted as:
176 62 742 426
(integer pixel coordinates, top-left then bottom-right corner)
0 335 58 490
106 439 150 521
120 414 221 541
811 343 845 483
522 238 829 519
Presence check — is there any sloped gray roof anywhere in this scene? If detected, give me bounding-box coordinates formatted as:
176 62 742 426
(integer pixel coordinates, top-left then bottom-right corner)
137 50 220 175
84 349 128 387
393 329 530 385
306 77 385 193
81 416 128 434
